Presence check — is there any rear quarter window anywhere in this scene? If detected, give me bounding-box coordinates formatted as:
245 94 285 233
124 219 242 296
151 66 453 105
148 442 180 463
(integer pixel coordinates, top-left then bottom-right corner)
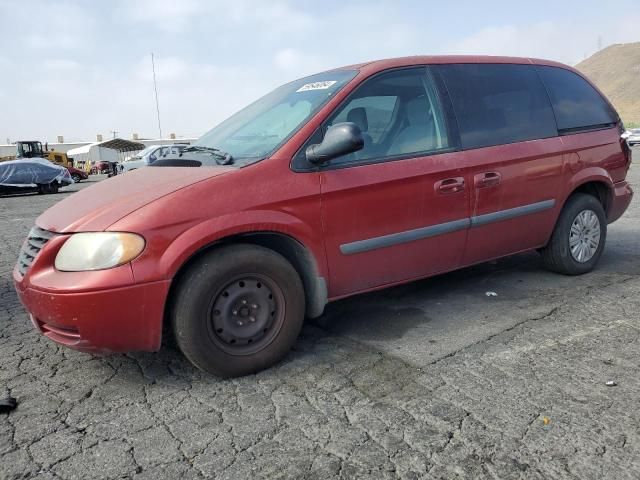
438 64 557 149
536 66 618 133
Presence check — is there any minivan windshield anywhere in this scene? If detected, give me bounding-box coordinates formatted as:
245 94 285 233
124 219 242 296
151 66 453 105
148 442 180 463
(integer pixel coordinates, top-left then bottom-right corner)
187 69 358 166
125 146 156 161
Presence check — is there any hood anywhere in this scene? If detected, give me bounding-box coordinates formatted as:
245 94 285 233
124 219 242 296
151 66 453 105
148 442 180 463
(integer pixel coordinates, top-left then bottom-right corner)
36 166 235 232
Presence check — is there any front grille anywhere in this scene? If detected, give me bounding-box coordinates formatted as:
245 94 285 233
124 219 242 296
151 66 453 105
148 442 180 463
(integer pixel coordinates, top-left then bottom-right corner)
17 227 57 276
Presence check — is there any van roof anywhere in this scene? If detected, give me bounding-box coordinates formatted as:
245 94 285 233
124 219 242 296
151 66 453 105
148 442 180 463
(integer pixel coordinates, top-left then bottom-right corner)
333 55 571 74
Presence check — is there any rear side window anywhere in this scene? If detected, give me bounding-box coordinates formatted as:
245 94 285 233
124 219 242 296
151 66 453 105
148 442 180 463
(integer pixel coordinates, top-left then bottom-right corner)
536 66 617 133
438 64 557 149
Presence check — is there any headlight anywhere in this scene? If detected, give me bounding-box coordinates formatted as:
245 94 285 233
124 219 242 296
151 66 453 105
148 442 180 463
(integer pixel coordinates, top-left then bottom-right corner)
55 232 145 272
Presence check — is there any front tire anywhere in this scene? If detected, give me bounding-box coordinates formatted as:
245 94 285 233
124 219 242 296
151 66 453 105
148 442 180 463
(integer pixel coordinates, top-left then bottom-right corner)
540 193 607 275
171 244 305 377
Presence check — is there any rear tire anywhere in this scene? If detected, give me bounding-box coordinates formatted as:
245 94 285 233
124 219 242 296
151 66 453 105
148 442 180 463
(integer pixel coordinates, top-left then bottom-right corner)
72 174 81 182
540 193 606 275
37 183 58 194
171 244 305 377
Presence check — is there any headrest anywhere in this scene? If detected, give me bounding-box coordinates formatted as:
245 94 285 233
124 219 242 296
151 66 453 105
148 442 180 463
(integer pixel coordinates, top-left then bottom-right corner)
406 96 431 126
347 107 369 132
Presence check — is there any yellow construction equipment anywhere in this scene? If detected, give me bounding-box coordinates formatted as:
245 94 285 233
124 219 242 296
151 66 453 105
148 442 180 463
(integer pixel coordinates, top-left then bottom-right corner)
12 141 72 167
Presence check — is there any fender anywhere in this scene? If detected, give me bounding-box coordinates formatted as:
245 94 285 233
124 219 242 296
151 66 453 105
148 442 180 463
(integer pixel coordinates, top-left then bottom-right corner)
157 209 328 281
561 166 614 207
535 166 615 248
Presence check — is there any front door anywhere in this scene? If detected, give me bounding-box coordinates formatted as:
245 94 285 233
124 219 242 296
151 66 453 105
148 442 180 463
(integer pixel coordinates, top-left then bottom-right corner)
316 67 470 297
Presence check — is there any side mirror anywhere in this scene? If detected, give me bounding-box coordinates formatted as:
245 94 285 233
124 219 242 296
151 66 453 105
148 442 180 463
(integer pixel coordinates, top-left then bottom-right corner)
306 122 364 164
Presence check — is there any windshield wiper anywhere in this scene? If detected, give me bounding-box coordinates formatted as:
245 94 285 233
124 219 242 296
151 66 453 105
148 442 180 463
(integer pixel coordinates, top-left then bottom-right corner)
180 146 234 165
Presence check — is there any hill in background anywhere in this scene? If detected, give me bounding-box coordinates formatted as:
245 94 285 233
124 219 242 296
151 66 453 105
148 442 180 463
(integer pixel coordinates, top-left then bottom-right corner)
576 42 640 126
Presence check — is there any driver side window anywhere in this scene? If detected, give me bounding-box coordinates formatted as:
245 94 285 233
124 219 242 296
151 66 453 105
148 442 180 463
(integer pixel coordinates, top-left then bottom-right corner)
325 68 451 165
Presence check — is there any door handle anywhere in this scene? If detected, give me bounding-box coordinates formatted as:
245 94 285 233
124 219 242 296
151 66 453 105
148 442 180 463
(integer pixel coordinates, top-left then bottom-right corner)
435 177 465 194
475 171 501 188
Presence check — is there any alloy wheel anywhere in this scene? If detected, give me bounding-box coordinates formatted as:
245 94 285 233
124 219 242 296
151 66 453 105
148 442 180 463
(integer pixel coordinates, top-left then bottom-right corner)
569 209 601 263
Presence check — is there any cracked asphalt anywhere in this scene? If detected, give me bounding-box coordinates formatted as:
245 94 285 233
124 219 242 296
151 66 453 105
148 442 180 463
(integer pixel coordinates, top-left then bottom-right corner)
1 152 639 480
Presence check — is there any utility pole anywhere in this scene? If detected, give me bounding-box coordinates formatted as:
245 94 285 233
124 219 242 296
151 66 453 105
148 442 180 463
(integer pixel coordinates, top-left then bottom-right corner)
151 53 163 140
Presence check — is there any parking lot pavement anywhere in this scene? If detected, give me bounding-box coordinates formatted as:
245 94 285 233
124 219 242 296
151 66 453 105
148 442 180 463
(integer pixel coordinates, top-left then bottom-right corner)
1 158 639 480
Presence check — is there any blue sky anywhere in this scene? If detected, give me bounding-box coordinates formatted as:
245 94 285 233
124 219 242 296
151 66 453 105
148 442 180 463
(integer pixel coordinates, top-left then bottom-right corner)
1 0 638 142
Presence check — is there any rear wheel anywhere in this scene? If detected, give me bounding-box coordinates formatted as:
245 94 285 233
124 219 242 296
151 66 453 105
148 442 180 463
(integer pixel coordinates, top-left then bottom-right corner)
171 244 305 377
72 173 82 182
37 183 59 194
540 193 606 275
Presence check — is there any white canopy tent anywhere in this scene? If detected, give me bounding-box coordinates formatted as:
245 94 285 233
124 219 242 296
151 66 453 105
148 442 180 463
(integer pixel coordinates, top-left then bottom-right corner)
67 138 145 167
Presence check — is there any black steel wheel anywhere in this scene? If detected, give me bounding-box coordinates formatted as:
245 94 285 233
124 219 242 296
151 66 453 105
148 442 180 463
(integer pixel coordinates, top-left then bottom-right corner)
208 274 285 355
171 244 305 377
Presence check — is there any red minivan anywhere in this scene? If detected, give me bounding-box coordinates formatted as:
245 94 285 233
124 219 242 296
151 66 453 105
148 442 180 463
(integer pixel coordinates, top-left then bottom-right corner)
14 56 633 377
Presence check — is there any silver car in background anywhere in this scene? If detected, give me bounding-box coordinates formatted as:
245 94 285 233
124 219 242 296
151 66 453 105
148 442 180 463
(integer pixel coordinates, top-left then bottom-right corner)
121 144 188 172
625 128 640 147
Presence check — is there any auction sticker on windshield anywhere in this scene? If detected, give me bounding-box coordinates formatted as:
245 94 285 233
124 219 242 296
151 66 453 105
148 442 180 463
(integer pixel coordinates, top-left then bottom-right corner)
296 81 337 92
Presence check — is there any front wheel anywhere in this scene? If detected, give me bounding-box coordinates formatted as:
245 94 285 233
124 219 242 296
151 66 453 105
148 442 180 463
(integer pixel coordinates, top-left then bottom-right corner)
540 193 607 275
171 244 305 377
72 174 82 183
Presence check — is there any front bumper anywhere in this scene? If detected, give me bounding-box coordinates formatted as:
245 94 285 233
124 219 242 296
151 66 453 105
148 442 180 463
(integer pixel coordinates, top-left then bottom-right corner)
13 232 170 353
14 277 170 353
608 180 634 224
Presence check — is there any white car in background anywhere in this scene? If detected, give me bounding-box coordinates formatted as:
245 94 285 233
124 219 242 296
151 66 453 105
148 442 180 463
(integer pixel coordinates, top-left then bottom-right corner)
625 128 640 147
121 144 188 172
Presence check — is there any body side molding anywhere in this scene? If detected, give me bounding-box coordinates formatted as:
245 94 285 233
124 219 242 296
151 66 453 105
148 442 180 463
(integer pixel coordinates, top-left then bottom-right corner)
340 218 470 255
470 199 556 227
340 199 556 255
